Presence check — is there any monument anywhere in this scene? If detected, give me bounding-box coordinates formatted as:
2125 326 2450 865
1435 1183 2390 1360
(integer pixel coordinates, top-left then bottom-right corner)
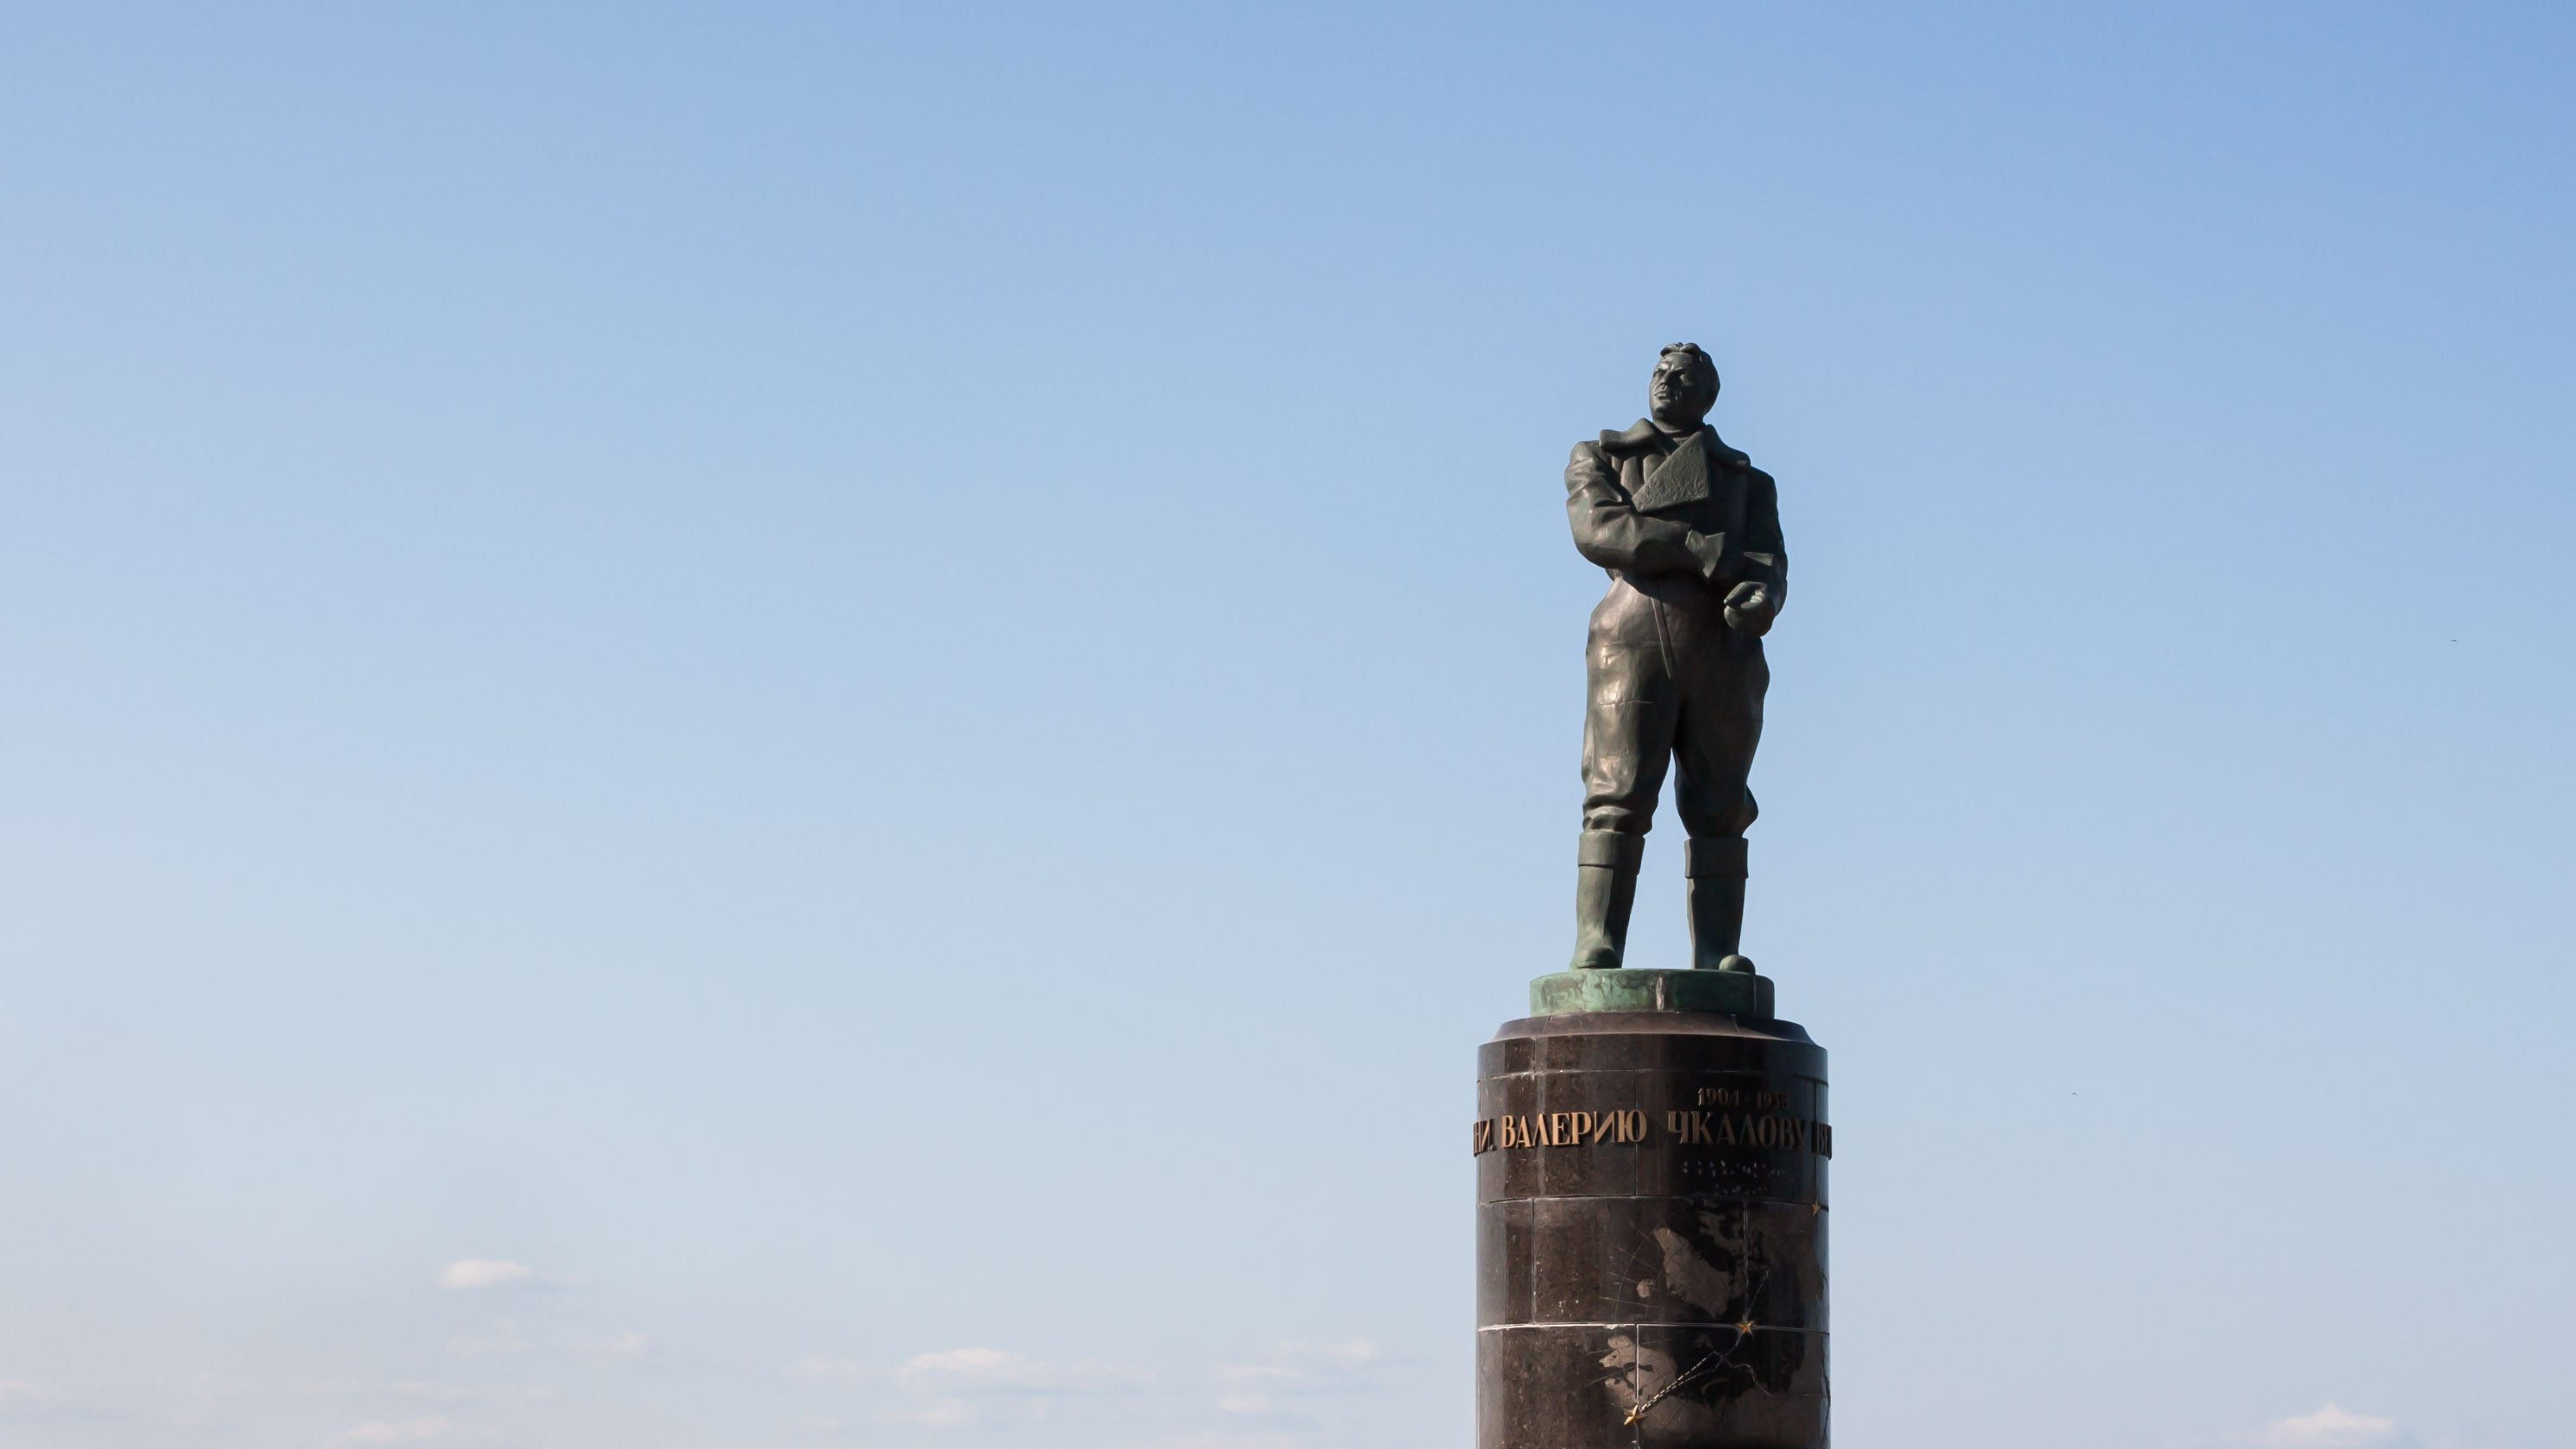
1477 345 1830 1447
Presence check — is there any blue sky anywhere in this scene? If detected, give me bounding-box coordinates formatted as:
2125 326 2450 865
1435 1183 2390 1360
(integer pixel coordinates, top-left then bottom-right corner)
1 3 2571 1446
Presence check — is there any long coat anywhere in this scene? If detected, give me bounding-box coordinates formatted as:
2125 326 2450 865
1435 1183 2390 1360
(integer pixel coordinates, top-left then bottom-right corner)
1563 419 1787 841
1565 417 1786 607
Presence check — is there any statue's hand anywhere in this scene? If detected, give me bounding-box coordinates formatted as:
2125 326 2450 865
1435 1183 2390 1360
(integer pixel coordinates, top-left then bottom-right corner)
1683 530 1728 581
1723 581 1776 636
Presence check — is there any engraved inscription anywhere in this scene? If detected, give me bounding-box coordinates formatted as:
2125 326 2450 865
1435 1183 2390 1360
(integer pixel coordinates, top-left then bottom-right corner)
1695 1086 1792 1111
1471 1106 1830 1158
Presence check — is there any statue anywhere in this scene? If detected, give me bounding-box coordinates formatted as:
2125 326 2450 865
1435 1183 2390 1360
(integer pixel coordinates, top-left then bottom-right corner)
1564 343 1785 974
1477 353 1823 1446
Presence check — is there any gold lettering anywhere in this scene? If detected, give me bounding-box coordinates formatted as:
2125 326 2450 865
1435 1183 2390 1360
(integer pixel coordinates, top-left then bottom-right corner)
1714 1113 1738 1146
1627 1110 1648 1141
1666 1110 1683 1137
1472 1120 1489 1155
1756 1116 1778 1149
1570 1111 1595 1143
1590 1112 1615 1144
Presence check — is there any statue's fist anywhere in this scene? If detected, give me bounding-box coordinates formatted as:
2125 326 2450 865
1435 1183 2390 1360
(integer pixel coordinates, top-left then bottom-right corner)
1723 581 1775 636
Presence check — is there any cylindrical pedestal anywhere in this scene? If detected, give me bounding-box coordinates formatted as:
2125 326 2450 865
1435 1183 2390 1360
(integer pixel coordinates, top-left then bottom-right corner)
1476 982 1829 1448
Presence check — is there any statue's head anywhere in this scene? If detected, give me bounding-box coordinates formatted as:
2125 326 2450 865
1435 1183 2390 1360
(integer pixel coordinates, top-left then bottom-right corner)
1648 343 1720 429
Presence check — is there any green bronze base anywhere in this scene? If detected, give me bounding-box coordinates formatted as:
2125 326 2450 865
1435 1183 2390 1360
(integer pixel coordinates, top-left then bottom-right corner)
1528 968 1774 1019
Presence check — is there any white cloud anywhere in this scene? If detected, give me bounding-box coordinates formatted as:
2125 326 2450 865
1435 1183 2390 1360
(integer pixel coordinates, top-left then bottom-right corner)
793 1344 1154 1435
449 1321 534 1356
1219 1341 1376 1377
2263 1404 2404 1448
436 1259 538 1290
887 1347 1141 1394
794 1339 1373 1440
899 1348 1021 1379
1301 1340 1380 1371
0 1379 67 1424
339 1416 449 1443
1201 1341 1380 1431
291 1380 553 1405
876 1398 975 1427
1215 1340 1381 1390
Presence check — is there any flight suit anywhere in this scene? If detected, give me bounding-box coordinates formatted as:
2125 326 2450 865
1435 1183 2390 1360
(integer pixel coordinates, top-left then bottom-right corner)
1564 418 1786 970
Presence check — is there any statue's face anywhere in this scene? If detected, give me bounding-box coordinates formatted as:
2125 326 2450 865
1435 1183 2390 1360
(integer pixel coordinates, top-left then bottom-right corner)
1649 352 1715 427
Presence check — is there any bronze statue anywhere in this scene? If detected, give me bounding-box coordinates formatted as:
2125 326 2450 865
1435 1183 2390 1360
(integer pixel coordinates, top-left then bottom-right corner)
1564 343 1785 973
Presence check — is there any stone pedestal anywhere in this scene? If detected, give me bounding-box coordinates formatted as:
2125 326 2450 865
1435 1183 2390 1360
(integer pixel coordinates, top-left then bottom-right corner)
1476 971 1829 1448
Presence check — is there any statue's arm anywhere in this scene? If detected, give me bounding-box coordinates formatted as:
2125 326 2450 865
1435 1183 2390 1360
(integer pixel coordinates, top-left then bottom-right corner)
1739 467 1787 610
1721 467 1788 635
1564 442 1726 579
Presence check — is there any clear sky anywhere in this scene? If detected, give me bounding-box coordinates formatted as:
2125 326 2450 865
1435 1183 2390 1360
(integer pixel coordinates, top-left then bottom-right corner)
2 3 2571 1447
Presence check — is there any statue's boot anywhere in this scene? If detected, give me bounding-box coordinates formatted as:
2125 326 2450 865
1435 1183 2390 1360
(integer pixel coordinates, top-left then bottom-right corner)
1570 831 1643 969
1686 837 1757 973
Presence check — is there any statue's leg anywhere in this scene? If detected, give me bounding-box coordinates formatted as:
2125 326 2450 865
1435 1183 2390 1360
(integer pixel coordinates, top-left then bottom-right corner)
1680 837 1749 971
1673 635 1768 972
1570 831 1643 970
1575 590 1676 970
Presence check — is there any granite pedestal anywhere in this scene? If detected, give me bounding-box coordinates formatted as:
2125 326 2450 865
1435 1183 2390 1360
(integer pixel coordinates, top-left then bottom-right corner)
1476 970 1829 1448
